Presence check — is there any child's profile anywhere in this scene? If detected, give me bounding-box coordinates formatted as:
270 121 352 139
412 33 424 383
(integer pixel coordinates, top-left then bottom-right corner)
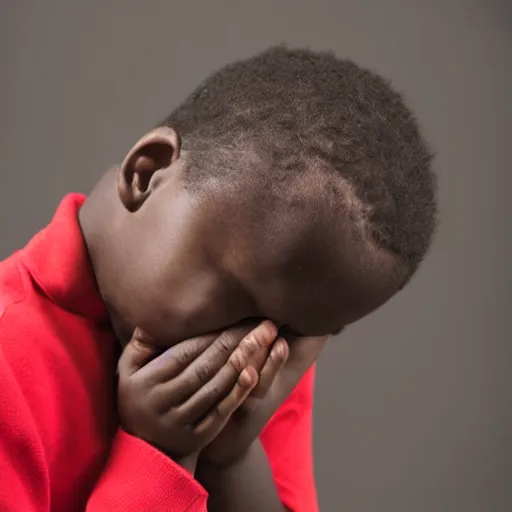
0 45 436 512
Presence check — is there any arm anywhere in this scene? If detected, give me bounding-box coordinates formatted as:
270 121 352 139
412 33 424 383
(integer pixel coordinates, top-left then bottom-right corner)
91 325 268 511
86 429 207 511
197 365 318 512
0 349 208 512
197 441 285 512
0 351 51 511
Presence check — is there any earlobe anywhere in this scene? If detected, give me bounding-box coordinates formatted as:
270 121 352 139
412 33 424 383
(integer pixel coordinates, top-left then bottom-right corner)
117 126 181 212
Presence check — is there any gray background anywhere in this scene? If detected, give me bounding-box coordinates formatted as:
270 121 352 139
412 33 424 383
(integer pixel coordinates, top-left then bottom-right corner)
1 1 510 511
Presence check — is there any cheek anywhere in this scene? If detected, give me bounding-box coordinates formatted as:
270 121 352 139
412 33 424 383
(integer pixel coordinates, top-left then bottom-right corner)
130 285 214 346
129 271 252 347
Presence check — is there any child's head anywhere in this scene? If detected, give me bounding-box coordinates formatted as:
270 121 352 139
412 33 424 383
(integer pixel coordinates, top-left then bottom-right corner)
81 46 437 347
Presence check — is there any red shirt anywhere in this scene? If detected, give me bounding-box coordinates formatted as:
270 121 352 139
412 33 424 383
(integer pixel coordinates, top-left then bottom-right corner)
0 194 318 512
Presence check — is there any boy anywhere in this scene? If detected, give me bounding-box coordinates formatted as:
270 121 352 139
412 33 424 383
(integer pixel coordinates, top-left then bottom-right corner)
0 46 436 511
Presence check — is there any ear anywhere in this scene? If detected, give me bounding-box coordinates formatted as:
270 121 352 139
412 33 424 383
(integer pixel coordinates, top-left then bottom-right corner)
118 126 181 212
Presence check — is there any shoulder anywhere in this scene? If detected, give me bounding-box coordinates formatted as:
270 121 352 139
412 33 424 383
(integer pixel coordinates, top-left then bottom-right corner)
0 253 49 377
0 255 41 420
0 252 27 322
0 261 50 508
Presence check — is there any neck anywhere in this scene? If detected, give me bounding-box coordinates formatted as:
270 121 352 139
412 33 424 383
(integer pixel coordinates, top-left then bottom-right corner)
78 168 118 275
78 167 131 345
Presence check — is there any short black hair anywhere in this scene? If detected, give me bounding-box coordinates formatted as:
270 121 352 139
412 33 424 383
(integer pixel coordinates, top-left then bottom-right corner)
163 45 437 279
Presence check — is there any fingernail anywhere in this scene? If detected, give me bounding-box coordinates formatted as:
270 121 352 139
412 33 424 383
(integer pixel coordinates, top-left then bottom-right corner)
259 320 278 343
277 338 289 359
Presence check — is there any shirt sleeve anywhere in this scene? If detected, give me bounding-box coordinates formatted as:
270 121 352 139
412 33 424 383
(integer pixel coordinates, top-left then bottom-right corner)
0 346 208 512
0 351 51 512
259 364 319 512
86 429 208 512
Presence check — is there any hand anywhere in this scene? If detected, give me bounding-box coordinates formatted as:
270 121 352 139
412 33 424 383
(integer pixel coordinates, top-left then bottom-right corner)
117 322 276 473
201 333 328 466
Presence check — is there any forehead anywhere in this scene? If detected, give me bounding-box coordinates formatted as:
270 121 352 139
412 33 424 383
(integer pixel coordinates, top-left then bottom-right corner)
198 190 397 333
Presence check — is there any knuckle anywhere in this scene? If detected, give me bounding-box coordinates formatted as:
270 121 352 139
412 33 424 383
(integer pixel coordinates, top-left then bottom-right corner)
213 333 235 356
177 344 194 363
191 335 212 354
208 404 224 425
164 408 180 427
241 333 261 354
197 404 224 437
150 385 173 415
194 362 213 385
228 349 246 373
242 321 276 352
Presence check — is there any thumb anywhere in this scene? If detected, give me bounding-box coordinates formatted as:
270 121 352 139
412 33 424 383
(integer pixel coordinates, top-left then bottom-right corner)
118 328 158 377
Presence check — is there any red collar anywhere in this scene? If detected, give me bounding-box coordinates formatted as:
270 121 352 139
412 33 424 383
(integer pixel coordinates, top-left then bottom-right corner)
21 194 109 324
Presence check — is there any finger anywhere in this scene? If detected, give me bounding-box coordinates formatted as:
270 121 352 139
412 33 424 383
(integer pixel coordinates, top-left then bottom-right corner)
169 321 276 402
250 337 289 398
179 353 261 423
223 320 277 376
136 334 217 385
118 336 160 377
193 366 259 440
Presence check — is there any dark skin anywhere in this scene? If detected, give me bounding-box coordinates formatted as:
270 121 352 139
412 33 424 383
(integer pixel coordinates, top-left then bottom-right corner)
118 321 307 511
118 322 281 474
196 441 286 511
118 321 326 511
79 126 401 510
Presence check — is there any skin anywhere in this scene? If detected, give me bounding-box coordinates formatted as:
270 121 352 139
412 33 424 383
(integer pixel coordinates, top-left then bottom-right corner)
118 323 277 473
79 127 400 346
78 126 403 510
197 442 285 512
118 320 297 511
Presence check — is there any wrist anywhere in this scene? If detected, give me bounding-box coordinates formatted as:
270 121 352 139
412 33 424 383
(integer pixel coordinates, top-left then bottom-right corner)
123 428 201 474
199 443 252 470
139 435 200 475
171 452 200 475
